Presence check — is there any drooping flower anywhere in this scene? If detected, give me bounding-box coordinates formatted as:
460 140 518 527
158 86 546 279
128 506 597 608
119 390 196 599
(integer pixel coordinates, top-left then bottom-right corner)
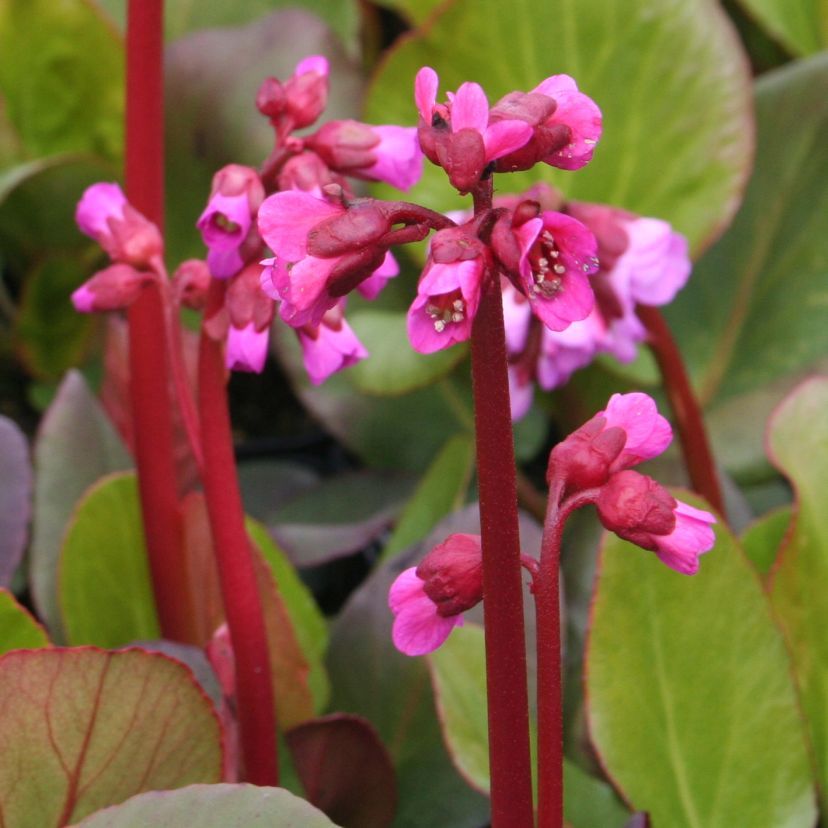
600 392 673 470
414 67 533 193
595 470 715 575
226 322 269 373
297 303 368 384
389 534 483 656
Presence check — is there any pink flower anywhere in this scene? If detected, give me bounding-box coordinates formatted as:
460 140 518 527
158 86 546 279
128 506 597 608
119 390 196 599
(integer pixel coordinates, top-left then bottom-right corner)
356 251 399 300
297 304 368 384
600 392 673 469
414 67 532 193
75 182 163 266
256 55 329 134
514 211 598 331
307 120 423 191
258 190 390 326
226 322 269 373
407 227 488 353
389 568 464 656
388 533 483 656
596 470 715 575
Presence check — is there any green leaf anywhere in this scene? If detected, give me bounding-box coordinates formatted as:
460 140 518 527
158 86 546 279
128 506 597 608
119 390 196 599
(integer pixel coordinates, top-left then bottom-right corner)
164 9 363 265
60 473 160 647
348 309 468 396
740 505 791 577
768 377 828 813
0 0 122 160
248 520 330 714
0 647 222 826
735 0 827 55
0 153 88 206
326 556 490 827
380 433 474 563
564 760 630 828
370 0 443 25
70 783 339 827
666 54 828 478
0 589 49 654
30 370 132 641
365 0 752 256
587 492 816 827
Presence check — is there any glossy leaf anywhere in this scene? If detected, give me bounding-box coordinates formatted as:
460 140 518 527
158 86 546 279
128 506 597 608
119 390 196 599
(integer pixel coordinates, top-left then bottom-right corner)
286 714 397 828
0 415 32 586
70 784 339 827
735 0 827 55
0 0 123 160
29 370 132 641
365 0 752 255
587 493 816 827
564 760 630 828
0 589 49 654
164 9 363 264
667 54 828 477
0 647 222 826
740 505 791 577
380 433 474 562
348 309 467 396
768 377 828 812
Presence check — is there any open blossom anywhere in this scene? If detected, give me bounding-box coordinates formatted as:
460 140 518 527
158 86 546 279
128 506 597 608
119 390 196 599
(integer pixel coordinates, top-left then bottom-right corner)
596 470 716 575
297 303 368 385
226 322 269 373
389 534 483 656
407 226 488 354
414 67 532 193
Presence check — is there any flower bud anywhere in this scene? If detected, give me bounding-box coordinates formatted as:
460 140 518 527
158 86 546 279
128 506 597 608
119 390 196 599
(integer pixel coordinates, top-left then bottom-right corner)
172 259 211 310
596 470 677 544
415 533 483 617
548 414 626 491
71 263 154 313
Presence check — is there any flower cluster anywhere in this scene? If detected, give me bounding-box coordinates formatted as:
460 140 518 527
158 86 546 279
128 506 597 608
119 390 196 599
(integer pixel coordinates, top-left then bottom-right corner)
389 393 716 656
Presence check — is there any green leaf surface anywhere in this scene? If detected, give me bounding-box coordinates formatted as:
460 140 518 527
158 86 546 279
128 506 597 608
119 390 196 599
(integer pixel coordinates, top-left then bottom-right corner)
370 0 444 25
29 370 132 641
564 760 630 828
0 0 122 160
0 589 49 655
164 9 363 265
348 309 468 396
666 54 828 477
60 473 159 647
740 505 791 577
70 783 339 827
365 0 752 255
0 153 87 206
587 493 816 827
0 647 222 827
326 554 490 827
380 433 474 562
768 377 828 812
735 0 827 55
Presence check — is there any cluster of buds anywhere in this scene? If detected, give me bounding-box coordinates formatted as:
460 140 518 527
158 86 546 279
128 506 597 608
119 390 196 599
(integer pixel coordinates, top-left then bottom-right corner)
389 393 716 656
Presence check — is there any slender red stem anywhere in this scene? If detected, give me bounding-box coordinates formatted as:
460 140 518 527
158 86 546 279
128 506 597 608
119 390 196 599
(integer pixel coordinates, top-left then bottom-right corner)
125 0 197 642
469 274 534 825
198 281 278 785
637 305 725 517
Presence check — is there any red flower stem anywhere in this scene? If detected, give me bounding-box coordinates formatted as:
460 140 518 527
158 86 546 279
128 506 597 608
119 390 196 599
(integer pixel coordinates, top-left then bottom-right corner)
469 178 534 828
535 489 596 828
125 0 197 642
198 280 278 785
637 304 725 516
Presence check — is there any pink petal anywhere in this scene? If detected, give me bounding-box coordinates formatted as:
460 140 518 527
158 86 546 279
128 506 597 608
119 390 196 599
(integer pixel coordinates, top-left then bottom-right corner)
75 182 126 239
501 282 532 354
621 217 691 306
603 392 673 464
207 246 244 280
299 317 368 385
361 125 424 191
257 191 342 260
451 82 489 133
226 323 269 373
295 55 329 78
357 251 400 300
278 255 339 327
197 192 251 249
654 500 716 574
508 365 535 421
415 67 439 121
71 283 96 313
483 119 533 162
530 269 594 332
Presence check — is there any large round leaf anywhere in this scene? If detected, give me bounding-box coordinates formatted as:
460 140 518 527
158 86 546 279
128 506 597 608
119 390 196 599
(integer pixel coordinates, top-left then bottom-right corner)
70 783 339 827
365 0 752 255
587 493 816 826
0 589 49 655
0 647 222 826
735 0 827 55
768 377 828 813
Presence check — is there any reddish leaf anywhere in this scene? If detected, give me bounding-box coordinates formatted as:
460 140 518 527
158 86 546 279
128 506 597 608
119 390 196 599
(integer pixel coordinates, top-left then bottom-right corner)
286 713 397 828
0 647 222 826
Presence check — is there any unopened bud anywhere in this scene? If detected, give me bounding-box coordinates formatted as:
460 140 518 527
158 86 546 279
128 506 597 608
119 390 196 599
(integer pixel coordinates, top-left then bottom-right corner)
173 259 211 310
255 76 287 119
416 533 483 617
285 55 329 129
71 263 154 313
548 414 626 492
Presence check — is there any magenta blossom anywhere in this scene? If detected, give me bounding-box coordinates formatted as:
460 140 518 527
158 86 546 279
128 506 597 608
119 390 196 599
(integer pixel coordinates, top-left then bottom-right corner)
297 304 368 385
596 470 715 575
600 392 673 469
513 210 598 331
226 323 269 373
414 67 532 193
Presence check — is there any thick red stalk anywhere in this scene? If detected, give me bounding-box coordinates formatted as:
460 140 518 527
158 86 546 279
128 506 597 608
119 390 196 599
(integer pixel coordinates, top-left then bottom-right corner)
198 281 278 785
469 262 535 822
125 0 196 642
637 305 725 517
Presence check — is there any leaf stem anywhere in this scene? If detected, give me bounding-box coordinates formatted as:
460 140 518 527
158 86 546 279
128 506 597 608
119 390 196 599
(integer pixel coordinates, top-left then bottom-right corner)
197 280 278 785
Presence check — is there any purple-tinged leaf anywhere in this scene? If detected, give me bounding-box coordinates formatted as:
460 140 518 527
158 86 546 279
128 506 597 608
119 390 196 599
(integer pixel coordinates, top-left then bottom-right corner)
0 415 32 586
